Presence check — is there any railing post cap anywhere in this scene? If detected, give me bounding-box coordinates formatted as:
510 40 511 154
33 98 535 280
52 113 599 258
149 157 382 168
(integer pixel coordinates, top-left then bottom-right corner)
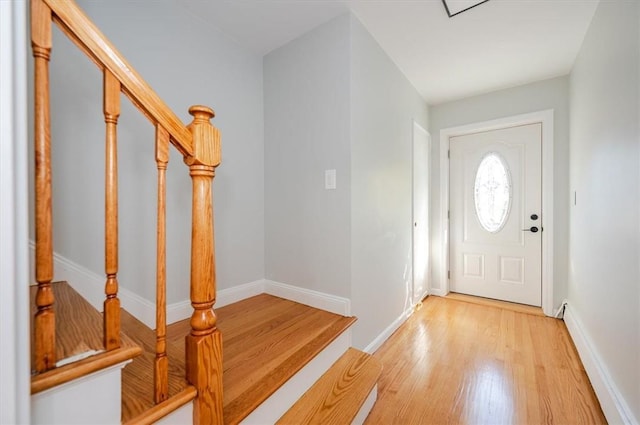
189 105 215 121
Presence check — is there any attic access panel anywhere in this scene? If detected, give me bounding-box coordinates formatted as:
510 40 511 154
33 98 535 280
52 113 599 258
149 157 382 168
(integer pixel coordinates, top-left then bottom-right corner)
442 0 490 17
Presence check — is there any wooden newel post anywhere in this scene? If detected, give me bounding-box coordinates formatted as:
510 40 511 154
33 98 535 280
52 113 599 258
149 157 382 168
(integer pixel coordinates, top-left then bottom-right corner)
32 0 56 373
184 105 223 425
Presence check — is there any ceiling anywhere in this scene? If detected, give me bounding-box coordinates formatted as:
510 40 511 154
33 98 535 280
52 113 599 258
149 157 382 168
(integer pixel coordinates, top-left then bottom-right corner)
181 0 599 105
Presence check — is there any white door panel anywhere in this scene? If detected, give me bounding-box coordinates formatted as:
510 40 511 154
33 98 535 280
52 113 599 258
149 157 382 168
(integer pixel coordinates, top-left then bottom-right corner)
450 123 541 306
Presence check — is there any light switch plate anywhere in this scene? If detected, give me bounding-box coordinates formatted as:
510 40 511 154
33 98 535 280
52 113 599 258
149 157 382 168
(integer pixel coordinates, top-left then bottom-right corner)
325 169 336 190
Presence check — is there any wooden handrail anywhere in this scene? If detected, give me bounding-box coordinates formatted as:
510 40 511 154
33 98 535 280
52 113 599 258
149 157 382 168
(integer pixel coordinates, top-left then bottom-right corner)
42 0 193 157
31 0 224 422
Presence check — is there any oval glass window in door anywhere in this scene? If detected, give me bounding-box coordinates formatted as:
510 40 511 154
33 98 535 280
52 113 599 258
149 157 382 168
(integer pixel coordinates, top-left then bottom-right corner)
474 152 512 233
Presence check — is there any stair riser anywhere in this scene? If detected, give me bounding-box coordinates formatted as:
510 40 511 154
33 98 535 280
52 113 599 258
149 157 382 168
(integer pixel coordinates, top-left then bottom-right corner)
31 361 130 425
353 385 377 425
240 329 352 425
155 402 193 425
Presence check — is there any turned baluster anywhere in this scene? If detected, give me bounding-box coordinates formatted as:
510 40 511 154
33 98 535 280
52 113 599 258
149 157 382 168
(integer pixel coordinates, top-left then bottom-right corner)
185 105 223 425
32 0 55 373
154 125 170 404
103 70 121 350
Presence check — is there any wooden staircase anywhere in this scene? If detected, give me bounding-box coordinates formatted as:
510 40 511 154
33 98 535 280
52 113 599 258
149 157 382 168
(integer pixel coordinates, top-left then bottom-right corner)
28 0 382 423
30 282 378 424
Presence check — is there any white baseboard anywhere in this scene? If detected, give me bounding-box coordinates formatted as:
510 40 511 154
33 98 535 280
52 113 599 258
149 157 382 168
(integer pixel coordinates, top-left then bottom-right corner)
428 287 448 297
165 280 266 326
263 280 351 316
218 280 266 308
29 243 269 328
363 307 413 354
563 304 638 425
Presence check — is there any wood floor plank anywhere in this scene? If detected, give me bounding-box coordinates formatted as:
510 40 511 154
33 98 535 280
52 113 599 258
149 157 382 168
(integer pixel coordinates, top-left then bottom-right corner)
277 348 382 425
364 296 607 425
445 292 545 316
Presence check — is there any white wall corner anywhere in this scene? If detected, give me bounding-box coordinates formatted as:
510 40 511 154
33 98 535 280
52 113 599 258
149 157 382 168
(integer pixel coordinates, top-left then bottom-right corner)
563 304 638 425
362 307 414 355
263 280 351 316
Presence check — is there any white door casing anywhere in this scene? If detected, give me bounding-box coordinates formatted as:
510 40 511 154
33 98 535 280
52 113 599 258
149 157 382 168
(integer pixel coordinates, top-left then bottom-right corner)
412 122 430 304
437 110 554 316
450 124 542 306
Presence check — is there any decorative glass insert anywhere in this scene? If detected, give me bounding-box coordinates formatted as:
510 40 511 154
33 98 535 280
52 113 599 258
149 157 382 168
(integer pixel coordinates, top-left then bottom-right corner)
474 152 512 233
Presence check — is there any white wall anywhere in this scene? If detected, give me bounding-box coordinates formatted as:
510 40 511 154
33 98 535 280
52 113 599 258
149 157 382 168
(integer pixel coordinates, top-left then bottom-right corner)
36 0 264 304
568 0 639 421
429 76 570 308
264 14 352 298
350 16 429 349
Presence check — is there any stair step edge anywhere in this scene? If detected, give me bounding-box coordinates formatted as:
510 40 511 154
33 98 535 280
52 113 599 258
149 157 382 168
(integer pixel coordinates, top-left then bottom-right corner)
31 342 142 394
276 347 383 425
123 385 197 425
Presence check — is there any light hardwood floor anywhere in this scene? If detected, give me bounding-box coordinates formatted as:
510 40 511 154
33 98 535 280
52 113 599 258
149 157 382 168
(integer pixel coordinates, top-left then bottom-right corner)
365 296 606 425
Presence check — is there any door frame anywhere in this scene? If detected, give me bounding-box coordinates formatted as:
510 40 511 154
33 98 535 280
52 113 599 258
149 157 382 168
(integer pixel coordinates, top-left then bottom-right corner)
412 120 431 305
438 110 554 316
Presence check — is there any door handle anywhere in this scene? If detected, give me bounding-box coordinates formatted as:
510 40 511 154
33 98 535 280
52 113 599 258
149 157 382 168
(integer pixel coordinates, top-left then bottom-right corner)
522 226 539 233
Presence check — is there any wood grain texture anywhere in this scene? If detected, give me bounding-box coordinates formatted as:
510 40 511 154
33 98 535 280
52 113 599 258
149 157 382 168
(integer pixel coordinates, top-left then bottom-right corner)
120 310 192 423
123 386 197 425
187 330 224 425
30 282 141 394
103 69 121 351
277 348 382 425
31 0 55 373
446 292 545 316
154 124 170 404
42 0 193 156
167 294 357 425
186 105 223 425
365 296 607 425
30 282 102 370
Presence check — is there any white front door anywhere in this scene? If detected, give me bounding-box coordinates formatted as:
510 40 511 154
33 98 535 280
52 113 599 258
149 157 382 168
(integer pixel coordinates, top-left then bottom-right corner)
449 123 542 306
412 122 430 304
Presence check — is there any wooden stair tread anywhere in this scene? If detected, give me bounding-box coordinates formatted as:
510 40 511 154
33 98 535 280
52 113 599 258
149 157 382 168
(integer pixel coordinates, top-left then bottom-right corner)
120 309 195 423
276 348 382 425
166 294 357 425
30 281 141 394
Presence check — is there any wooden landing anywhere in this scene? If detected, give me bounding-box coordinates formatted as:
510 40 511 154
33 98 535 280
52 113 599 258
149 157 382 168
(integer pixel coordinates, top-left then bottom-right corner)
30 281 141 394
166 294 357 425
277 348 382 425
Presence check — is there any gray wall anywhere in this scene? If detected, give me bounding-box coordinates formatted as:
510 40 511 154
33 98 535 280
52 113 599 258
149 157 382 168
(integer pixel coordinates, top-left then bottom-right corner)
39 0 265 303
264 14 429 349
350 16 429 348
264 14 352 298
429 76 570 309
568 0 639 419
